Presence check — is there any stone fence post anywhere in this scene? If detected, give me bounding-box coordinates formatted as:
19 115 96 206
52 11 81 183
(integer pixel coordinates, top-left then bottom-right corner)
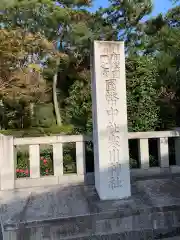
0 134 15 190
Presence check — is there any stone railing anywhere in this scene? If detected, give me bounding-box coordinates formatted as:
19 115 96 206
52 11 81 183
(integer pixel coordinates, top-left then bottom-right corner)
1 130 180 191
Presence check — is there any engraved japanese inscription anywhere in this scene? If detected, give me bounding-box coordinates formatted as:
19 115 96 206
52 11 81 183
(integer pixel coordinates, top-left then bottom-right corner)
100 48 122 190
106 79 119 105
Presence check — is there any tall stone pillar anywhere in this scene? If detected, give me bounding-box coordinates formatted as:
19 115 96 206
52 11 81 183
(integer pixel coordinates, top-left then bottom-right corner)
91 41 131 200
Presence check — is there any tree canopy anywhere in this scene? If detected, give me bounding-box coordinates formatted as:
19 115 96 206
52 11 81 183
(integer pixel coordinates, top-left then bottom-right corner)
0 0 179 134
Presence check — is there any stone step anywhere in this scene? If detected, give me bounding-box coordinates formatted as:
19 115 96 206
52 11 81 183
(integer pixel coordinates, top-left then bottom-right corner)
66 229 180 240
165 238 180 240
3 209 180 240
3 178 180 239
3 226 180 240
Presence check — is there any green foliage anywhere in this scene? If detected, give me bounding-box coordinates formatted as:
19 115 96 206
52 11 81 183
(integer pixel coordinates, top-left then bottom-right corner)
16 148 54 177
126 56 159 131
0 100 30 129
16 145 77 178
1 0 180 174
40 149 54 176
0 125 74 137
63 143 76 173
64 70 92 133
16 150 30 178
144 6 180 129
64 55 160 133
32 103 56 128
102 0 153 53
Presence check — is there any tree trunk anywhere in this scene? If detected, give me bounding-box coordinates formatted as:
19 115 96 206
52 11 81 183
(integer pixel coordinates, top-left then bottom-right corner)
0 100 4 130
53 71 62 126
29 102 34 126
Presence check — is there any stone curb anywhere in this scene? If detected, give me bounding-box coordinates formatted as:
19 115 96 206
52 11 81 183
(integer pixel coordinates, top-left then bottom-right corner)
3 208 180 239
4 204 180 230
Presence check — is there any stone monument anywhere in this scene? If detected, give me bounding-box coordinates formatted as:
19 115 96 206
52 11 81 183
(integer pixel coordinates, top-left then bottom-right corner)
91 41 131 200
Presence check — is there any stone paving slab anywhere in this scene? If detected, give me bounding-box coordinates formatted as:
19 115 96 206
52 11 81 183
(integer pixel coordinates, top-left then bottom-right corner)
1 177 180 227
135 179 180 207
6 210 180 239
1 177 180 239
24 185 91 222
0 189 31 224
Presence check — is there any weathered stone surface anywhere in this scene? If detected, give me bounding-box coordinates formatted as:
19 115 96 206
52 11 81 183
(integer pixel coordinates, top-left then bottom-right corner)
4 228 180 240
2 177 180 239
135 178 180 207
21 185 91 222
91 41 131 200
0 189 31 225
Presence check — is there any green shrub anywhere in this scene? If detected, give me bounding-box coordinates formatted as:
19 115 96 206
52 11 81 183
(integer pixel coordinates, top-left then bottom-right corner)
130 157 138 169
149 155 158 167
16 150 30 178
16 144 77 178
40 149 54 176
0 124 74 137
63 143 76 173
32 104 56 128
16 148 54 178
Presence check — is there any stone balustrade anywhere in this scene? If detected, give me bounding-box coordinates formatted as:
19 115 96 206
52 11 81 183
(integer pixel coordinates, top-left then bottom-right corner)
0 130 180 191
